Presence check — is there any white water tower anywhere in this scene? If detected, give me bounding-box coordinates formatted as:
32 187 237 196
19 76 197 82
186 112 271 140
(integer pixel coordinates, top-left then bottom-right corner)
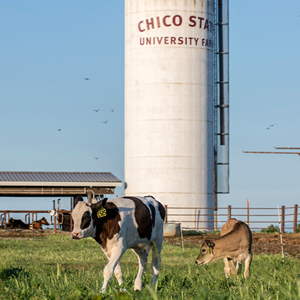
124 0 217 228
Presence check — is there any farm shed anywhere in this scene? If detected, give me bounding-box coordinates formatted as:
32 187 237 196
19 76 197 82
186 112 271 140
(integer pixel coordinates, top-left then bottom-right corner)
0 171 122 202
0 171 122 231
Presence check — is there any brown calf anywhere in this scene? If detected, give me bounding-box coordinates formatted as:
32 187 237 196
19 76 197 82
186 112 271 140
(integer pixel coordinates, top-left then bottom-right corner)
195 218 252 278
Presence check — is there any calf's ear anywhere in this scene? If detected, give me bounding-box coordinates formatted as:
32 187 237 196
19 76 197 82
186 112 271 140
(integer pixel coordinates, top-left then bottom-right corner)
91 198 108 212
74 195 85 208
205 240 215 248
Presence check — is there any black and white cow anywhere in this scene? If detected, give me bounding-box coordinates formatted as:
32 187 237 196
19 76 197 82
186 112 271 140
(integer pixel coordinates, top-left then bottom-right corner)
71 196 165 293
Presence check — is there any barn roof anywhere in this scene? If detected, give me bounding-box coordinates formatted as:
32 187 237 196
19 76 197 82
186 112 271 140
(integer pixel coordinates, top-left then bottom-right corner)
0 172 121 186
0 171 122 197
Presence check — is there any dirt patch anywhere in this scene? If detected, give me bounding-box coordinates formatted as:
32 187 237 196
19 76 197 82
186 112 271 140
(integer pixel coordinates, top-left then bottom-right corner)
0 228 70 238
1 228 299 258
164 233 300 258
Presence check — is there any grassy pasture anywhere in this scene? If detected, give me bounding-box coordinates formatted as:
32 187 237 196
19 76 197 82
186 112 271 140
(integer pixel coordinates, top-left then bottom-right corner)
0 235 300 299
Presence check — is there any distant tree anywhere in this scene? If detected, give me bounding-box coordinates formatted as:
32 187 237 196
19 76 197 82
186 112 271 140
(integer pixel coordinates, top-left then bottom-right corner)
261 224 279 233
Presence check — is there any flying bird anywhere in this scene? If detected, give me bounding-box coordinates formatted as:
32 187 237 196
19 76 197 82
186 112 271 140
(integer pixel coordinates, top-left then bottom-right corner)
266 123 276 130
94 109 99 112
57 129 62 131
94 157 100 160
110 108 115 112
103 120 108 124
84 78 90 80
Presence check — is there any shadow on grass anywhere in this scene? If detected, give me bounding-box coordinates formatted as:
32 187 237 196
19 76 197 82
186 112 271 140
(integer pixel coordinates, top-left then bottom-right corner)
0 267 27 280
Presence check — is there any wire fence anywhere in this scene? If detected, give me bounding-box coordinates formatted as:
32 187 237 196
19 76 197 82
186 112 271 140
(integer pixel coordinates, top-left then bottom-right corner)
1 204 299 233
164 204 299 233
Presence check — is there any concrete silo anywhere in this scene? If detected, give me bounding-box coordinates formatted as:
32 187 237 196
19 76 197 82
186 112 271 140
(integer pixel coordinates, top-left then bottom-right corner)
124 0 215 228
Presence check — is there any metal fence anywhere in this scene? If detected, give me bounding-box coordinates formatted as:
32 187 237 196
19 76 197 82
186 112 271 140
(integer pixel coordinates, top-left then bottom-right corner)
164 204 299 233
0 210 52 227
0 210 72 233
1 204 299 233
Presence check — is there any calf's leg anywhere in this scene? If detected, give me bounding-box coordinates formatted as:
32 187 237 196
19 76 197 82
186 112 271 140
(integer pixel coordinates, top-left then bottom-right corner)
244 253 252 278
103 252 125 288
223 258 231 278
235 261 243 277
223 258 236 278
131 246 150 291
151 238 162 286
229 260 236 276
101 245 126 293
114 263 125 288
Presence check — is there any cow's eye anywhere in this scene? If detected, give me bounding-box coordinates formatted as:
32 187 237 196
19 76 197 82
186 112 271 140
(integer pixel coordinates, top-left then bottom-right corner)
202 248 206 253
84 216 90 221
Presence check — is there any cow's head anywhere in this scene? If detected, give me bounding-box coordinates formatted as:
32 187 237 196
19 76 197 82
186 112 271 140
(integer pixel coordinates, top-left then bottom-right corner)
71 197 108 240
40 217 49 225
195 240 215 266
6 218 14 227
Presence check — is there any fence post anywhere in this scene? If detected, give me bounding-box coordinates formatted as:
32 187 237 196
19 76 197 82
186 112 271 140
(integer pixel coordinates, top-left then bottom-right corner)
228 205 231 220
54 213 57 234
294 204 298 233
70 197 73 232
214 209 217 231
247 198 250 225
281 205 285 233
164 205 168 223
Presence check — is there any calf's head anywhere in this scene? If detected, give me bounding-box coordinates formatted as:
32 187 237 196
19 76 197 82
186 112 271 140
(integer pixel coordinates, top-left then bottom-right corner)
195 240 215 266
71 198 108 240
40 217 49 226
7 218 14 227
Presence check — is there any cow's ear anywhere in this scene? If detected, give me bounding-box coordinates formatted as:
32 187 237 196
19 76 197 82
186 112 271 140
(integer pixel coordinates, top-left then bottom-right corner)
74 195 84 208
205 240 215 248
91 198 108 212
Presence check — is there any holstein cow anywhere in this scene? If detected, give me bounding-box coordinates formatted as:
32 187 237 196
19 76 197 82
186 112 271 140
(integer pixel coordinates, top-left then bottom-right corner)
195 218 252 278
6 218 29 229
71 196 165 292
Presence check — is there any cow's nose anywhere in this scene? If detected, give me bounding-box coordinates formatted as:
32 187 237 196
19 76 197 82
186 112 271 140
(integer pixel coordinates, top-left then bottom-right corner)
195 260 198 265
71 232 80 239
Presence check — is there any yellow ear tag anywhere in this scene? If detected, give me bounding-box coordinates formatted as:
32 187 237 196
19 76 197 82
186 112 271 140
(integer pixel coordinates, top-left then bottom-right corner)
97 207 107 218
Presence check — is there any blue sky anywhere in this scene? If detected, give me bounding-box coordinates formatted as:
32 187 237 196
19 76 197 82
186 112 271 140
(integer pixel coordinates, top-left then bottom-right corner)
0 1 300 218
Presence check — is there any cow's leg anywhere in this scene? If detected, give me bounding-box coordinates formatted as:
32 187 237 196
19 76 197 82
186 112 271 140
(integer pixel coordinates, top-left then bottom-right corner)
235 261 242 277
101 244 126 293
131 246 150 291
114 263 125 289
229 259 236 276
103 252 125 289
244 253 252 278
151 238 162 286
223 258 236 277
223 258 231 278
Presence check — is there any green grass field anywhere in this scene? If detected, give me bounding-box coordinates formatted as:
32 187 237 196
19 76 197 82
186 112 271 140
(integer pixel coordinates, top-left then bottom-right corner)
1 235 300 300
